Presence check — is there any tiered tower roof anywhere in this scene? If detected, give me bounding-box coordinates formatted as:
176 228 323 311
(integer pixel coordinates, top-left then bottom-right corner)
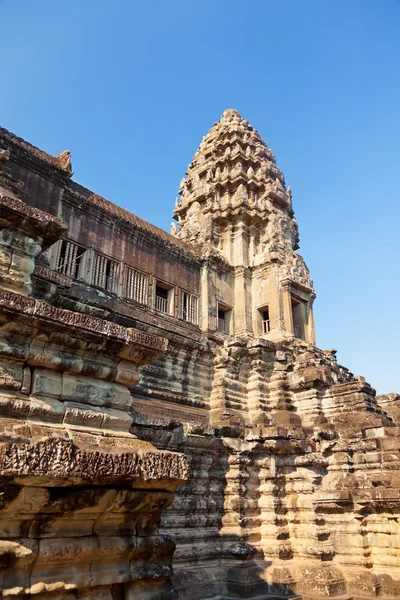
173 109 300 263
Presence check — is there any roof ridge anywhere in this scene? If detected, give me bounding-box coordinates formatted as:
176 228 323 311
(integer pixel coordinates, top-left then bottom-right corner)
67 179 199 256
0 125 67 170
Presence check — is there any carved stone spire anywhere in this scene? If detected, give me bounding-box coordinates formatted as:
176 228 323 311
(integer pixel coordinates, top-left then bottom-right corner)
173 108 300 267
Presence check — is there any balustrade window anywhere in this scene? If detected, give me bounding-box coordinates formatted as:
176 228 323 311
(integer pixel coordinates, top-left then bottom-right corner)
257 305 271 335
179 290 199 325
262 307 270 333
53 239 86 279
217 304 232 333
154 282 173 315
124 266 148 305
92 252 119 293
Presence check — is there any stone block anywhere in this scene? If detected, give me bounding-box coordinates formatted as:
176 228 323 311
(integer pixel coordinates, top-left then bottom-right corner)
0 228 41 257
64 402 103 431
124 578 174 600
0 322 37 359
32 368 62 399
379 436 400 450
0 247 12 269
0 417 31 444
11 250 35 275
378 573 400 595
102 406 133 434
89 536 135 586
29 397 65 423
21 365 32 394
31 537 98 588
0 357 23 391
0 539 38 592
347 572 380 596
62 373 132 409
296 565 346 596
115 359 140 386
0 393 30 419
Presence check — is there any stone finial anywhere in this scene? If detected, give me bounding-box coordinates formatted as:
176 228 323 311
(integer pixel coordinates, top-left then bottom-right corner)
57 150 73 174
0 149 10 168
170 222 177 235
220 108 242 124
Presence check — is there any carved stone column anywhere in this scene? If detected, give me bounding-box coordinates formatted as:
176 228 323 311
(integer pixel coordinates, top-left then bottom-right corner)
233 266 253 337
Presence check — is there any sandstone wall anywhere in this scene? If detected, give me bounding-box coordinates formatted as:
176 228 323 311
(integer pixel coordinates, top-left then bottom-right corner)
0 192 188 599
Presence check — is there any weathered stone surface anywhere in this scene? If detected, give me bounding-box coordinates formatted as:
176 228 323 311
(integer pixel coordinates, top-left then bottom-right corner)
0 113 399 599
0 187 187 598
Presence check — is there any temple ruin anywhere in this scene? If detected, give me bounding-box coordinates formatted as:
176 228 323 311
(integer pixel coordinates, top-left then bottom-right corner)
0 109 399 599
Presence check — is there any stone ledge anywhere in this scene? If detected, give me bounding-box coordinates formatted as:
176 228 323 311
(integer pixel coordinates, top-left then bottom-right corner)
0 288 168 354
0 438 188 489
34 264 73 287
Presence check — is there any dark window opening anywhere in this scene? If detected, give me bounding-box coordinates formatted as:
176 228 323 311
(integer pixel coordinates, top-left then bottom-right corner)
155 283 172 314
262 307 270 333
217 306 231 333
291 296 306 341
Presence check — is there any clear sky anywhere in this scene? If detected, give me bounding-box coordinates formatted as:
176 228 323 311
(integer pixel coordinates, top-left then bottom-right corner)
2 0 399 393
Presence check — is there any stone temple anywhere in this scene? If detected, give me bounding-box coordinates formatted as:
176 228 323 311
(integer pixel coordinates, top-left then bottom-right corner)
0 108 399 599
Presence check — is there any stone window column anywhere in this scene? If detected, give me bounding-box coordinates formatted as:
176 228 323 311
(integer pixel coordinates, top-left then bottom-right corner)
200 263 210 332
281 279 294 336
306 298 316 345
233 266 253 336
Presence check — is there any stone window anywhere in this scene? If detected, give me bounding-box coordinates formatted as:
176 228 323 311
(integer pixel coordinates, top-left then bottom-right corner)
291 295 306 341
52 239 87 280
92 252 119 294
217 303 232 334
258 305 271 334
124 266 148 305
179 290 199 325
154 282 174 315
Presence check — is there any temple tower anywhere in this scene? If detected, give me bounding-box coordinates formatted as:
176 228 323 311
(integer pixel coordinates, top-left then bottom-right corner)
173 109 316 343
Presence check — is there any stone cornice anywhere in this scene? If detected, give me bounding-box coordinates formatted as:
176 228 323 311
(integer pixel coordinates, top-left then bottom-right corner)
0 289 168 356
0 438 188 489
280 277 314 296
0 193 68 249
233 265 252 279
60 283 204 342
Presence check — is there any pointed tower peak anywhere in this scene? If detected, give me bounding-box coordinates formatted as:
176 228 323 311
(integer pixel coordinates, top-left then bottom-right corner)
220 108 243 124
173 110 300 263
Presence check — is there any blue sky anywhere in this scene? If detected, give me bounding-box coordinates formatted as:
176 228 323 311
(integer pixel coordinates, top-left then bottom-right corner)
2 0 399 393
